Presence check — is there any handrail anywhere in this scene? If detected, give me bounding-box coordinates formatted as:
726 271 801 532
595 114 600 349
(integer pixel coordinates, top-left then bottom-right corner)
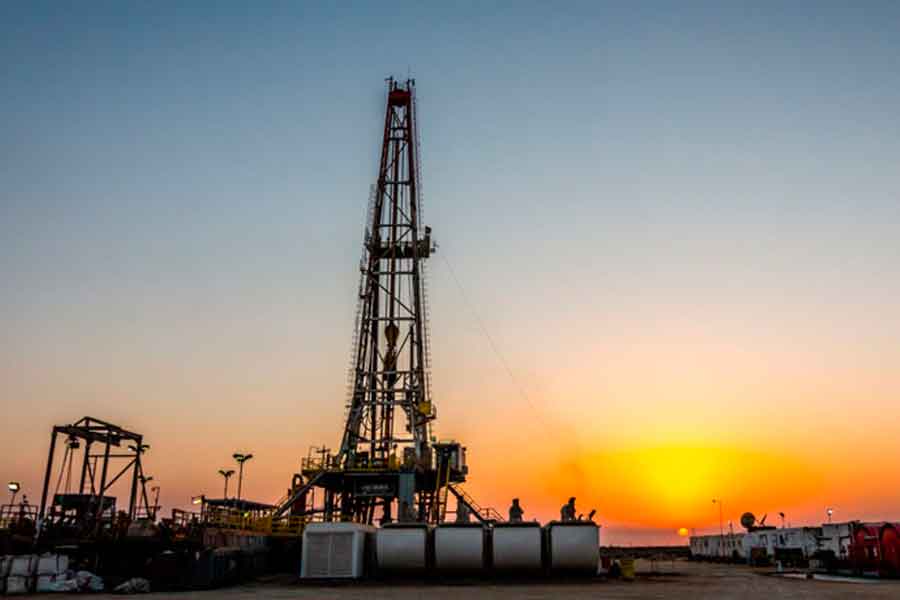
0 504 38 530
273 471 324 519
447 484 504 524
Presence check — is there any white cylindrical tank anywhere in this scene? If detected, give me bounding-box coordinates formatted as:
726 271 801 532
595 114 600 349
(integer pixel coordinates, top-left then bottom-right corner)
545 521 599 573
492 522 542 571
376 523 429 571
434 523 485 571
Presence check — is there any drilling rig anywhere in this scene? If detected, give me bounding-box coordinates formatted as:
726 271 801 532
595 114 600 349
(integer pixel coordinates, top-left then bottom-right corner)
275 79 495 526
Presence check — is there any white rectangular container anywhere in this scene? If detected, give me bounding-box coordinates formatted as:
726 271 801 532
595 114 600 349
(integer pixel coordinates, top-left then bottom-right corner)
545 521 599 573
376 523 429 571
492 522 542 571
434 523 485 571
37 553 69 576
301 522 374 579
5 575 33 595
9 555 37 577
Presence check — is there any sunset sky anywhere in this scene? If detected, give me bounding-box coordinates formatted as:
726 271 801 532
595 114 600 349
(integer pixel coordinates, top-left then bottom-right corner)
2 2 900 545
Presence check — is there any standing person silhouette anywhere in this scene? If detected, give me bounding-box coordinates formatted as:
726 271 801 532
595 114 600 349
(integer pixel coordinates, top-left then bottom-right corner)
508 498 524 522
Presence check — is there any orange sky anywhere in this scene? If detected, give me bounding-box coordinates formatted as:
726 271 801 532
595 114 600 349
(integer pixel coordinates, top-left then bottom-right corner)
3 232 899 547
4 321 899 546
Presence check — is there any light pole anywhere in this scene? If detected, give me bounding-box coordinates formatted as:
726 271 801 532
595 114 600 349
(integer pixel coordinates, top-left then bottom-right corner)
233 453 253 501
139 475 154 516
779 512 786 529
7 481 20 505
712 499 724 558
826 507 834 524
151 486 160 520
218 469 235 500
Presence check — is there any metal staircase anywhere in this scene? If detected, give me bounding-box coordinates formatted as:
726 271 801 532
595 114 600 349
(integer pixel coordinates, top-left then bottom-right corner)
448 484 504 524
273 471 325 519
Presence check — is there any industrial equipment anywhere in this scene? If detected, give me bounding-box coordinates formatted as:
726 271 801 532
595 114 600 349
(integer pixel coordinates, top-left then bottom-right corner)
38 416 153 540
492 522 543 571
375 523 429 572
434 523 486 571
300 523 374 579
544 521 600 573
275 78 496 526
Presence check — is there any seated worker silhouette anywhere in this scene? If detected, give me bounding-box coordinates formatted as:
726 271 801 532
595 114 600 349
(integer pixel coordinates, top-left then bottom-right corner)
560 497 577 521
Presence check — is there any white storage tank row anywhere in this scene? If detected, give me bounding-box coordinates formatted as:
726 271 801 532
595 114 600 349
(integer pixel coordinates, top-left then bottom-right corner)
492 522 543 571
545 521 601 572
301 521 600 579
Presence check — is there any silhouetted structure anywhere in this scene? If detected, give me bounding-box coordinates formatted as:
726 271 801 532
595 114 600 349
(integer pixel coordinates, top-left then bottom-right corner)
274 79 500 526
38 416 153 539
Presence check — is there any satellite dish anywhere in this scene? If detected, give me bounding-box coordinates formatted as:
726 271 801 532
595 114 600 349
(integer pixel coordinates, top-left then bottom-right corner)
740 512 756 530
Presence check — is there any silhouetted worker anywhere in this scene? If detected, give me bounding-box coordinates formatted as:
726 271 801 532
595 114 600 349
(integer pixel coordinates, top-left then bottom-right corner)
560 497 576 522
508 498 524 523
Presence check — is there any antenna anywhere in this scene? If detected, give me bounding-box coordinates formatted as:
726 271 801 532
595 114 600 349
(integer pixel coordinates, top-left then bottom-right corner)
740 512 756 531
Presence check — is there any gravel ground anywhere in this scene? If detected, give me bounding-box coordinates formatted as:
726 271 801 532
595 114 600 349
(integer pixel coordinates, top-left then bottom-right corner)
31 560 900 599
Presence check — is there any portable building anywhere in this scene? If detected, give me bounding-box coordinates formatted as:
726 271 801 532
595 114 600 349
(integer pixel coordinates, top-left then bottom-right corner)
690 535 720 559
743 529 777 564
690 534 744 561
771 527 821 565
817 522 854 562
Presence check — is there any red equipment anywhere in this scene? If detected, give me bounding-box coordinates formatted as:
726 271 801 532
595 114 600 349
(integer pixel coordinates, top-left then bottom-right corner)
880 523 900 575
850 523 883 575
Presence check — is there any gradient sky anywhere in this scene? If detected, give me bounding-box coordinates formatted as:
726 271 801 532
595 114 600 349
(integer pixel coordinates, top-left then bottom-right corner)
2 1 899 545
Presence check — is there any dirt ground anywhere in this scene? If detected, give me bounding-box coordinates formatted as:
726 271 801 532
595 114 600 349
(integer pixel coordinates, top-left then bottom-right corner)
35 560 900 599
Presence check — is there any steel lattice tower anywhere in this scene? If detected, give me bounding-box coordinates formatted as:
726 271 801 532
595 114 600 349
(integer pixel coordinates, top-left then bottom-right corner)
340 77 435 469
279 79 477 526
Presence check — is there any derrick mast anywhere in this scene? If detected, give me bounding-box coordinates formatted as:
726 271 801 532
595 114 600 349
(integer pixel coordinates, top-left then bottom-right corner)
341 77 435 468
280 79 475 526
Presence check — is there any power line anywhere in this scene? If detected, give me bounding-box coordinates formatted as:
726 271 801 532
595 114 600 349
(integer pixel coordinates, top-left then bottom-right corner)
439 252 537 414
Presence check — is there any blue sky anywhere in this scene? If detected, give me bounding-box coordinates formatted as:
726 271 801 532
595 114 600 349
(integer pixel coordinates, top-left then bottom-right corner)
2 2 900 540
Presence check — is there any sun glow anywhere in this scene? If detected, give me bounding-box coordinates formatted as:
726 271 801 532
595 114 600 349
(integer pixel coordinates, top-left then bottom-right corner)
528 443 824 529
